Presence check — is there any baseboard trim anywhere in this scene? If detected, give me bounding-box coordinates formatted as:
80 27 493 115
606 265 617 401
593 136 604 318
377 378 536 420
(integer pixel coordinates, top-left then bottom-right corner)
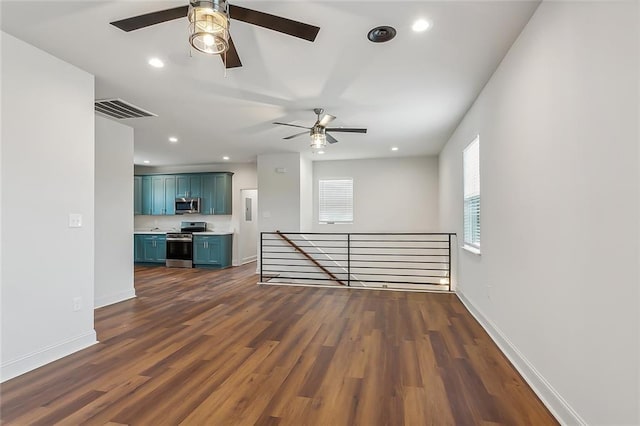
1 330 98 383
240 255 257 265
456 291 585 425
259 281 453 294
94 289 136 309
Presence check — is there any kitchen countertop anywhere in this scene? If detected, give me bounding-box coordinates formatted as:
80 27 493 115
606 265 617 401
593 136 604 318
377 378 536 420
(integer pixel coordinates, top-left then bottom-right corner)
134 230 168 235
134 230 232 235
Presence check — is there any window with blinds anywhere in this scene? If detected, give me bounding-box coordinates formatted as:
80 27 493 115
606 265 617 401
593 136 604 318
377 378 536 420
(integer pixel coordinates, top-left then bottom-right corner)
463 136 480 250
319 178 353 224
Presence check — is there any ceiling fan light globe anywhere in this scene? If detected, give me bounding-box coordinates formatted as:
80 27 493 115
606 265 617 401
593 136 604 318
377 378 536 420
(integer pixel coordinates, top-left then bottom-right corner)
188 1 229 55
190 31 229 54
310 133 327 150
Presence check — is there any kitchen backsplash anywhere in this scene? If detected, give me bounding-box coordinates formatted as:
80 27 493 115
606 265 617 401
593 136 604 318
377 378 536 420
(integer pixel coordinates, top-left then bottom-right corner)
134 215 233 233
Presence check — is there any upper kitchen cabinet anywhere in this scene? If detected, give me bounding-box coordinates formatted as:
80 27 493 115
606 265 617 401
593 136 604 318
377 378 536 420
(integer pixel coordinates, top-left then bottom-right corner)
141 176 152 215
176 175 202 198
135 172 232 215
201 172 233 215
134 176 142 215
138 175 176 215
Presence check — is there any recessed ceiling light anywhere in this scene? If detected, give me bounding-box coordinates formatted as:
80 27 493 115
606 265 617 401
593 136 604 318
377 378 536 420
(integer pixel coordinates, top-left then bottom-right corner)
412 19 432 32
317 151 325 155
143 160 150 164
168 136 178 143
148 57 164 68
391 147 399 151
222 156 230 161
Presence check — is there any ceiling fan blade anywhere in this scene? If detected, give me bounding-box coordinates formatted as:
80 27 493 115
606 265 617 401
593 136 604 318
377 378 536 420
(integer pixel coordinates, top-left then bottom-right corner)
110 6 189 32
284 131 309 140
229 4 320 42
318 114 336 127
221 36 242 68
325 128 368 133
274 122 311 130
326 133 339 144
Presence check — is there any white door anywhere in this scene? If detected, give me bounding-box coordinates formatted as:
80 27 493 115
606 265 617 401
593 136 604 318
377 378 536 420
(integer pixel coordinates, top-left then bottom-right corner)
238 189 258 265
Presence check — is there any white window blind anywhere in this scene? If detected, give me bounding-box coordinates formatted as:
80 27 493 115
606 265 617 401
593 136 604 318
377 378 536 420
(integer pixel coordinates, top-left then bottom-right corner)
463 136 480 249
319 179 353 223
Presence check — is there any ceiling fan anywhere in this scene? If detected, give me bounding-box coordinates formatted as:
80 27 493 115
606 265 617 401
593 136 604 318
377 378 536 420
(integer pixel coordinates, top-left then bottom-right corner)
110 0 320 69
274 108 367 150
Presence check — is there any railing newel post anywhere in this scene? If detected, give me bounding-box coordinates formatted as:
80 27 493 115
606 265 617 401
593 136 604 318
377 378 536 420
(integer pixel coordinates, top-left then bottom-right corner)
347 233 351 287
447 233 452 291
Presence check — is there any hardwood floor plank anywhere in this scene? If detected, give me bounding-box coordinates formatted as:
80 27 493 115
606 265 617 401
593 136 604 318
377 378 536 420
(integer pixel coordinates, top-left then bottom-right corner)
0 263 558 425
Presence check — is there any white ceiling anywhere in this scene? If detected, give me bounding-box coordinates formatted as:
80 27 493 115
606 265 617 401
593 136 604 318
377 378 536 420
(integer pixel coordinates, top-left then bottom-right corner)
1 1 539 166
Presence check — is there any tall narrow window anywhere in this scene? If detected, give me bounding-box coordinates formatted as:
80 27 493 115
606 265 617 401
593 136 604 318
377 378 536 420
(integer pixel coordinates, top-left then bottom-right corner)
319 178 353 224
463 136 480 251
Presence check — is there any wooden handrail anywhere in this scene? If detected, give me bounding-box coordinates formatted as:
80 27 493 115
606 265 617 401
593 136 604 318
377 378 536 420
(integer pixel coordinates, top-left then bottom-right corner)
276 231 346 286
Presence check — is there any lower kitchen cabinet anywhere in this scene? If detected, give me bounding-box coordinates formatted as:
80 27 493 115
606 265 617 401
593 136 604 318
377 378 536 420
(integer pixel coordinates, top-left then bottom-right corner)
193 234 232 268
134 234 166 264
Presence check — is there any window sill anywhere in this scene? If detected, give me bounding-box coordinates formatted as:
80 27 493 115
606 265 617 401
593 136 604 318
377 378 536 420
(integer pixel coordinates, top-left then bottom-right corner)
462 245 481 255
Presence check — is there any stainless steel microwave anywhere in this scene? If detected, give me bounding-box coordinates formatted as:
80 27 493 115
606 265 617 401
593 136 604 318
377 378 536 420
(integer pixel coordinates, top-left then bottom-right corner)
175 197 201 214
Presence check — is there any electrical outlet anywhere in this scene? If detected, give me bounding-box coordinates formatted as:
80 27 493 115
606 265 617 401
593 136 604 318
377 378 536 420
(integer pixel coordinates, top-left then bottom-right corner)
68 214 82 228
73 297 82 311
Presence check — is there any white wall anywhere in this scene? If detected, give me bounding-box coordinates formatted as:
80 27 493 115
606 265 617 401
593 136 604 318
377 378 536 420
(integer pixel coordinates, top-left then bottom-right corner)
312 156 440 233
299 156 313 232
1 32 97 381
439 2 639 424
95 116 135 308
257 153 302 233
134 162 257 266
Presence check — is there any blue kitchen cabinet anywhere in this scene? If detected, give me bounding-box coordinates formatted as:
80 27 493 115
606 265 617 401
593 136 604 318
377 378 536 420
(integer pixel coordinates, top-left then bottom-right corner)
214 173 232 215
155 237 166 262
141 176 152 215
134 235 145 262
201 175 215 215
134 176 142 215
136 172 230 216
150 176 176 215
164 176 176 215
176 174 202 198
151 177 164 215
201 173 233 215
193 234 232 268
134 234 166 264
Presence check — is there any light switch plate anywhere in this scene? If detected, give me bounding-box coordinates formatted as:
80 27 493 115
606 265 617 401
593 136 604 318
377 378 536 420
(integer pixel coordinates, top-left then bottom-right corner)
69 213 82 228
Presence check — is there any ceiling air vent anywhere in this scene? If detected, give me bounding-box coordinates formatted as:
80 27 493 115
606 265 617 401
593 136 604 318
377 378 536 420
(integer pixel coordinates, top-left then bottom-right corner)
94 98 157 119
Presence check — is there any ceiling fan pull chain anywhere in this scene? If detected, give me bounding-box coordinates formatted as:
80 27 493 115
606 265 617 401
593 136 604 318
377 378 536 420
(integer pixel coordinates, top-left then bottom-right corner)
224 51 227 78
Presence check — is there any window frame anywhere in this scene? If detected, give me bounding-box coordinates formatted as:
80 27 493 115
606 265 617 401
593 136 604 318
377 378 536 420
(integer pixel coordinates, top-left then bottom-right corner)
463 135 481 253
318 178 354 225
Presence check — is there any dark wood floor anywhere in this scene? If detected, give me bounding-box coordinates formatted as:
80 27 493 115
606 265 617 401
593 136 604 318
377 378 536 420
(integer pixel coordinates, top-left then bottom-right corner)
1 263 557 425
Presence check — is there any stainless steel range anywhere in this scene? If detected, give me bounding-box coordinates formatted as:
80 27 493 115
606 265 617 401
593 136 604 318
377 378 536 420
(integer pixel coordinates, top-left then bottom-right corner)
166 221 206 268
